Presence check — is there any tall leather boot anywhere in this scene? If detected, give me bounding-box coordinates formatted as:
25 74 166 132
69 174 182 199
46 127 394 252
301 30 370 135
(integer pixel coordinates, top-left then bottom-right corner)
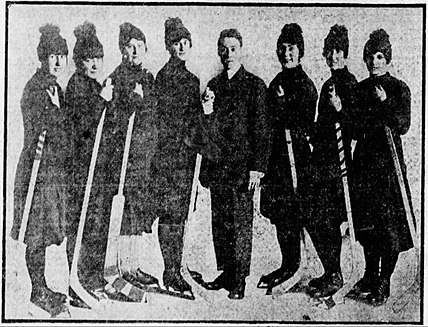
257 223 300 289
158 223 192 293
26 246 68 314
348 245 380 297
368 251 398 306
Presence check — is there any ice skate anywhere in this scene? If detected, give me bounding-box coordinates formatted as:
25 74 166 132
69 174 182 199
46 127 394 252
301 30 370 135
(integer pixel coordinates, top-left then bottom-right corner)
29 286 70 318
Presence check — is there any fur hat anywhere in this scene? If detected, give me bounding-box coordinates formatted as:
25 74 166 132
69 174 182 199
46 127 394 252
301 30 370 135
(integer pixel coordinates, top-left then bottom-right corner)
164 17 192 50
323 24 349 58
363 29 392 64
73 21 104 64
119 22 146 53
37 24 68 62
277 23 304 59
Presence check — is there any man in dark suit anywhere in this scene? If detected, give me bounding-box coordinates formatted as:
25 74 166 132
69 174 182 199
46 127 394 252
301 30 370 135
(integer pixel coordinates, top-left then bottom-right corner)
199 28 269 300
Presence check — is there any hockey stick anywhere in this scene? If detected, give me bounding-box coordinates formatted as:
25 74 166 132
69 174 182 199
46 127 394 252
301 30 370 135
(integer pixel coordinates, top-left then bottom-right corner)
18 131 47 243
103 112 146 302
10 131 46 303
384 126 420 313
69 108 107 311
182 153 213 301
271 128 311 297
314 122 364 309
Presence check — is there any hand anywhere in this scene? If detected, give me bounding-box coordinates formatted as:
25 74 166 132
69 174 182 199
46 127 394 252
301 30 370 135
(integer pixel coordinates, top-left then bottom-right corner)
328 84 342 112
134 82 144 99
46 86 60 108
248 171 265 190
374 85 387 102
100 77 114 102
276 85 285 97
202 86 215 115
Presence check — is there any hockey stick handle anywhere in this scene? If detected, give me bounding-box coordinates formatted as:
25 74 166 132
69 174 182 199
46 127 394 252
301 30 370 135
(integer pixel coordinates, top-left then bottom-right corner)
18 130 47 243
384 125 417 246
71 108 106 278
285 129 298 194
189 153 202 216
118 112 136 195
335 122 356 243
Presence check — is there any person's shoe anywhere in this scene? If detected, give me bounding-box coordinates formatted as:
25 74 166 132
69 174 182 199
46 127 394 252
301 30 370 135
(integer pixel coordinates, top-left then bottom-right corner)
257 267 296 289
309 272 343 298
367 278 390 306
228 279 246 300
205 271 234 291
68 287 91 309
308 273 330 289
134 268 159 286
347 273 378 298
163 268 192 293
30 286 69 317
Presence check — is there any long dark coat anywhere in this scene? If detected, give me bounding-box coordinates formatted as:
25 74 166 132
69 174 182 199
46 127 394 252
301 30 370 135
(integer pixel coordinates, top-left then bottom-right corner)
260 65 318 226
147 57 202 226
65 71 108 287
350 72 414 254
199 66 270 189
65 71 107 239
310 66 357 184
100 61 157 235
11 68 68 248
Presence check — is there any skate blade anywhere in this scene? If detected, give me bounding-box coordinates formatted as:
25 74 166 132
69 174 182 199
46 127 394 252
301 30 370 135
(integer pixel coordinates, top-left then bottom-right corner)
124 272 195 301
29 301 70 319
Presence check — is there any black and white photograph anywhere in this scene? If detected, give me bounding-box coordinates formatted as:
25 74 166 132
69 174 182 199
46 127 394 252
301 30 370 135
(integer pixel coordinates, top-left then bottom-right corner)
2 1 425 324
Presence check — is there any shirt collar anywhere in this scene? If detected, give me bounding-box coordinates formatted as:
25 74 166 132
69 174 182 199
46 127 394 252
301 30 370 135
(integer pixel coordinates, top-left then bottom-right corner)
227 64 242 80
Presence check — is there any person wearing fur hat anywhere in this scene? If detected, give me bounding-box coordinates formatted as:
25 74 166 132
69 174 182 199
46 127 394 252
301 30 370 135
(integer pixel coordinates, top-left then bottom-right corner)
10 23 70 316
65 21 114 301
257 23 317 291
147 17 202 298
305 24 358 298
348 29 414 305
98 22 158 287
198 28 269 300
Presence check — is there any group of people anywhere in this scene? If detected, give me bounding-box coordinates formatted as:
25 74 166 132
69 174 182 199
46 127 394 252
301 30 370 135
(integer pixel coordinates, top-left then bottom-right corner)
10 16 414 317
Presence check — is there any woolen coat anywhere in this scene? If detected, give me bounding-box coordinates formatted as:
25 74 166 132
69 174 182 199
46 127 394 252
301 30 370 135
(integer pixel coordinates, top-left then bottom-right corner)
147 57 202 226
199 66 270 190
11 68 68 248
260 65 318 226
350 72 414 253
101 61 157 235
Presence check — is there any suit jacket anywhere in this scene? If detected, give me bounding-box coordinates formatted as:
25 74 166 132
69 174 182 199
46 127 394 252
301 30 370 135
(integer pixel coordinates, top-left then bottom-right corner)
199 65 269 190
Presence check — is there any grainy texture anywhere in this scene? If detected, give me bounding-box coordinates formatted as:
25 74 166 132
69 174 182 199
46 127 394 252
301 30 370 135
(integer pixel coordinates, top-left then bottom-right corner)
4 3 423 324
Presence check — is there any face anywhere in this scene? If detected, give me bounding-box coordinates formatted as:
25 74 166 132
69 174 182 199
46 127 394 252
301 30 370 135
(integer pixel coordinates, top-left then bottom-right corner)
365 51 388 76
48 54 67 78
218 37 242 71
326 48 345 70
82 57 103 79
170 38 191 61
124 38 146 66
277 43 300 69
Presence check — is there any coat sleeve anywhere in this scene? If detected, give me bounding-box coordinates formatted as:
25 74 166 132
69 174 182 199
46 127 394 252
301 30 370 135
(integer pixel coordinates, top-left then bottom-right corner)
380 80 411 135
21 82 63 137
249 77 270 173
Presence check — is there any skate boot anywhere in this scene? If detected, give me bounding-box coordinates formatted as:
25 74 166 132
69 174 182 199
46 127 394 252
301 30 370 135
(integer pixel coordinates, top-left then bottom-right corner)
163 268 193 295
257 267 295 290
308 272 343 298
134 268 159 287
30 286 69 318
367 277 390 306
347 272 378 298
158 223 194 300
